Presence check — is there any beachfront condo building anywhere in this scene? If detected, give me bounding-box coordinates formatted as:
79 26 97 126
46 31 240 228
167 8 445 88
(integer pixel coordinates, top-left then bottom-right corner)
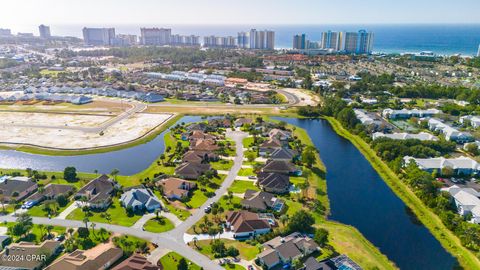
140 27 171 45
82 27 115 46
39 24 51 39
237 29 275 50
321 30 374 54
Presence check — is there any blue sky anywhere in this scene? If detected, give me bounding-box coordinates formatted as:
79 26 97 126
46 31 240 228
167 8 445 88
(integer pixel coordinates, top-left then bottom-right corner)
1 0 479 27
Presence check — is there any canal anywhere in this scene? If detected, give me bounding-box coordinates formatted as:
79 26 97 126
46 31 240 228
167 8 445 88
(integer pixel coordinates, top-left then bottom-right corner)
274 117 457 270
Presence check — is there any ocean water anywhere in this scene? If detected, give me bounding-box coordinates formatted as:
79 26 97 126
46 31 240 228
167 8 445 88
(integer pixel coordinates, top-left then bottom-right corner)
14 24 480 56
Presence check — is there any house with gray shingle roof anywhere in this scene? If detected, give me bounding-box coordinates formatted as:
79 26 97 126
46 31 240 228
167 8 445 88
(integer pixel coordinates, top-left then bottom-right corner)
120 188 162 212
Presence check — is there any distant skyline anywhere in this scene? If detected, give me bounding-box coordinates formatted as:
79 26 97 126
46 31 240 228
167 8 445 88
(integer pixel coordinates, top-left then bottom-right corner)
1 0 480 29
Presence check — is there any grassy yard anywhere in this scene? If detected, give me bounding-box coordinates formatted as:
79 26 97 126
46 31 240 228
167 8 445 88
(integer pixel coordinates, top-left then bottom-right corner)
326 116 480 270
194 239 261 261
242 137 255 148
66 199 142 227
143 217 174 233
159 252 201 270
27 201 73 217
224 264 246 270
237 168 254 177
2 223 66 244
228 180 258 194
211 160 234 171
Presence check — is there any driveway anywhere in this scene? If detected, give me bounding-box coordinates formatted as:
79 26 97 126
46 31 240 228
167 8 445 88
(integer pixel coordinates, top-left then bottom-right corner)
56 201 80 219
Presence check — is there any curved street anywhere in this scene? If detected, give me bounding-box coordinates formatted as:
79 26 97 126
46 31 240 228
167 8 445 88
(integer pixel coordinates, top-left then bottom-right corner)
0 129 248 270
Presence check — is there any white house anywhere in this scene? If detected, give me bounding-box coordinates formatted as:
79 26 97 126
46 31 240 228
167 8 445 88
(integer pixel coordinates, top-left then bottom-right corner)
382 108 441 119
120 188 162 212
354 109 375 125
427 118 473 143
372 132 438 141
441 185 480 224
403 156 480 175
460 115 480 129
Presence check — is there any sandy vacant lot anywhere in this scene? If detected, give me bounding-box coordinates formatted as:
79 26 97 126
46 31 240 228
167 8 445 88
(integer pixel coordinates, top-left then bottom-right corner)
0 112 173 149
281 88 320 106
0 111 112 128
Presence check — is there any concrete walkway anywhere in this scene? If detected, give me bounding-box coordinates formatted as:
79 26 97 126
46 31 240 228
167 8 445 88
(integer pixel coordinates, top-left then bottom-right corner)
183 231 235 243
161 212 183 226
147 247 171 265
235 176 256 181
132 213 155 229
56 201 80 219
217 170 229 175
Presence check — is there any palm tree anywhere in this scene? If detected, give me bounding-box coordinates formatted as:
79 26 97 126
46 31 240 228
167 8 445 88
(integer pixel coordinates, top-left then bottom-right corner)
93 169 98 176
99 227 107 241
104 212 111 224
67 228 74 237
90 223 96 236
38 224 45 239
46 225 54 238
154 209 160 220
83 217 90 230
110 169 120 181
193 236 198 249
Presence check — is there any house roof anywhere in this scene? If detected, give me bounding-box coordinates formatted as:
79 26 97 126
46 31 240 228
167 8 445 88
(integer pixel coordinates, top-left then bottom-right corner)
175 162 211 178
46 242 123 270
262 160 298 174
190 139 219 151
111 254 161 270
241 190 283 211
258 249 280 267
0 178 37 197
157 177 196 198
0 241 60 269
226 210 270 233
76 174 115 204
259 138 282 149
270 148 298 160
257 172 290 191
304 257 334 270
404 156 480 171
27 183 74 202
120 188 161 209
182 150 217 163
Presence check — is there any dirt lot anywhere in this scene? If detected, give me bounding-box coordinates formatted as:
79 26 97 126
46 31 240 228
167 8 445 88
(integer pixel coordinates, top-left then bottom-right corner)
0 111 173 149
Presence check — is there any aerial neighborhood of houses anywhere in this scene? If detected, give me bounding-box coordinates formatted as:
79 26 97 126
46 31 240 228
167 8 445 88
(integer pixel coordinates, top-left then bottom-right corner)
0 116 361 270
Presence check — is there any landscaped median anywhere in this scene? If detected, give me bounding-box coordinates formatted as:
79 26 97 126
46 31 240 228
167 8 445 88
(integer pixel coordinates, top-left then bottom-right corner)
325 116 480 270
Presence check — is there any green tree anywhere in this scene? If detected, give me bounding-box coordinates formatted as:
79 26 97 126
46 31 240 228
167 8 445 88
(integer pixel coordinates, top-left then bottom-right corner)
63 167 77 182
177 258 188 270
313 228 329 247
287 210 315 234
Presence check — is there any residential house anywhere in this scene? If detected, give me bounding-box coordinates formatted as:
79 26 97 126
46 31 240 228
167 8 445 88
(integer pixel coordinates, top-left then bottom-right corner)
208 118 232 128
188 130 217 144
225 210 272 238
234 118 253 127
269 129 292 141
329 255 363 270
262 160 300 175
182 150 218 163
120 187 162 212
186 123 208 132
259 139 283 156
157 177 196 200
26 184 74 204
428 118 473 143
0 176 38 202
303 257 334 270
441 185 480 224
257 232 320 270
382 108 441 119
0 241 61 270
404 156 480 175
460 115 480 129
190 139 219 152
111 254 162 270
75 175 116 209
175 162 211 180
257 172 291 194
269 148 299 161
46 242 123 270
241 190 284 212
372 132 438 141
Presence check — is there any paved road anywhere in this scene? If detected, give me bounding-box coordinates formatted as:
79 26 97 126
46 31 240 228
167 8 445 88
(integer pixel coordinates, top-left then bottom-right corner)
276 88 300 105
0 129 248 270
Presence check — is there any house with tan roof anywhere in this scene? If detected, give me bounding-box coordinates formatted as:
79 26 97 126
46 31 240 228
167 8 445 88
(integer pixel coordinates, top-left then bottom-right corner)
157 177 196 200
190 139 219 152
225 210 272 238
75 174 116 209
111 254 162 270
175 162 211 180
182 150 218 164
259 139 283 156
0 240 61 270
46 242 123 270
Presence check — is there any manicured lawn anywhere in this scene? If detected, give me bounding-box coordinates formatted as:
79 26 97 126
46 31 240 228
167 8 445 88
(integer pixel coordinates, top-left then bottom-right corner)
143 217 174 233
242 137 255 148
237 168 254 176
211 160 234 171
3 223 66 243
195 239 260 260
66 199 142 227
28 201 73 217
228 180 258 194
186 189 209 208
159 252 201 270
224 264 246 270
